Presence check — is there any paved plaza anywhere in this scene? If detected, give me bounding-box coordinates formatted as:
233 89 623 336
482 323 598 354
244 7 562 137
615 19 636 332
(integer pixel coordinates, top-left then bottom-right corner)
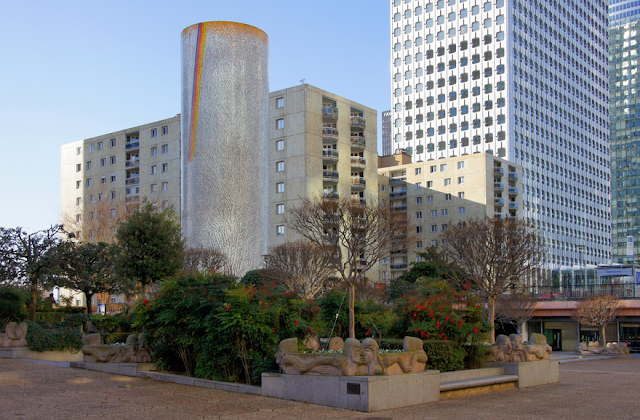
1 357 639 419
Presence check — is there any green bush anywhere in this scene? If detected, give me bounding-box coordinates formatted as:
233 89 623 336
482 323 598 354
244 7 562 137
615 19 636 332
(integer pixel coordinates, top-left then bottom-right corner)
35 307 86 324
25 313 88 353
0 287 29 327
423 340 466 372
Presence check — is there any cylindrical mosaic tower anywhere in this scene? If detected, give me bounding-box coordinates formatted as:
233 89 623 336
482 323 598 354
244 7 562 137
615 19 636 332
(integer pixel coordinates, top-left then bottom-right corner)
181 22 269 276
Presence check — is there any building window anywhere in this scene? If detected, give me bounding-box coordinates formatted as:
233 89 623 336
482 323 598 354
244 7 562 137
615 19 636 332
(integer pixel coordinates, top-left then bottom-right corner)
440 164 447 171
110 175 116 183
444 178 451 186
110 191 116 199
441 224 448 231
162 182 168 191
76 164 82 172
427 195 434 203
441 209 448 216
458 192 465 199
430 165 436 173
445 194 452 201
427 181 434 187
416 241 423 248
416 211 423 219
416 226 423 234
431 225 437 232
76 147 82 155
151 165 157 175
458 161 465 169
431 210 438 217
381 185 386 192
415 168 422 175
151 128 157 137
151 184 157 193
416 182 422 190
277 225 285 235
276 97 284 108
86 179 92 187
110 138 116 147
416 197 422 204
110 156 116 165
100 158 106 167
276 119 284 130
162 144 168 154
458 176 465 184
86 161 92 170
101 177 107 184
277 182 285 193
76 180 81 189
276 140 284 151
162 126 168 135
110 209 116 217
76 197 81 205
162 163 168 173
151 147 157 156
89 144 95 152
276 161 285 172
76 214 82 222
459 207 466 215
277 204 284 214
97 142 103 151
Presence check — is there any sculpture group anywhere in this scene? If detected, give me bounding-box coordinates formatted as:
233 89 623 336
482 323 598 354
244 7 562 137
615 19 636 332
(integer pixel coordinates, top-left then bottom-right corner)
486 333 553 362
0 322 28 348
82 332 153 363
275 336 428 376
578 341 630 355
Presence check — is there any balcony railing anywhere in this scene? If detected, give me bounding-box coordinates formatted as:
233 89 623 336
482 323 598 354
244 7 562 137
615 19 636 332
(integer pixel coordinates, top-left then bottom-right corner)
350 135 366 149
125 141 140 150
351 197 366 205
323 191 339 200
125 159 140 168
494 198 504 207
125 196 139 204
322 105 339 119
323 170 339 181
494 183 504 192
390 191 407 198
530 284 639 299
322 149 339 161
390 263 408 270
351 156 366 168
390 249 408 255
494 167 505 176
322 127 339 143
509 172 519 181
351 176 366 190
350 115 366 129
391 206 407 213
509 202 519 210
509 187 518 196
125 177 140 186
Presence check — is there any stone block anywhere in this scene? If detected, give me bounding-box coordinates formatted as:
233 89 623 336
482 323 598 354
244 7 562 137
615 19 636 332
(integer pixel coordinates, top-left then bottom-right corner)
261 371 439 412
487 359 559 388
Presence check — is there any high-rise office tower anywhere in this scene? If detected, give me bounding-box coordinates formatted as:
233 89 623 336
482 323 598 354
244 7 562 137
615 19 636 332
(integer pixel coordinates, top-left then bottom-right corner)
382 110 393 156
610 3 640 262
390 0 611 267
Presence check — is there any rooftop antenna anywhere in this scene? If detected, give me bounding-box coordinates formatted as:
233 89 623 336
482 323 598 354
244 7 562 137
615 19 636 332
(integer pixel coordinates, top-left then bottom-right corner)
300 78 306 84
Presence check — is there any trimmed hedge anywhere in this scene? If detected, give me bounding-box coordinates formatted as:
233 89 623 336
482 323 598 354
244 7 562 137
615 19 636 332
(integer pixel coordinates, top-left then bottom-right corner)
424 340 466 372
26 314 88 353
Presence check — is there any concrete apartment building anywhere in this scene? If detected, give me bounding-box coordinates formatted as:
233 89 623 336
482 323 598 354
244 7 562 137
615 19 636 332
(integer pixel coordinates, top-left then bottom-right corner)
377 151 522 281
389 0 612 269
268 84 379 247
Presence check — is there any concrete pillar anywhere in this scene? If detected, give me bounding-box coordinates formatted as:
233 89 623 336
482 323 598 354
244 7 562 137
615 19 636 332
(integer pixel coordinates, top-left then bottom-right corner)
181 22 269 276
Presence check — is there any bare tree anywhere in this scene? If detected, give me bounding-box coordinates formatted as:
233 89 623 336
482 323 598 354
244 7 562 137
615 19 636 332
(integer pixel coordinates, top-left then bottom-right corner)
183 246 227 274
262 241 335 300
573 295 620 346
441 217 545 343
288 198 398 338
495 287 539 340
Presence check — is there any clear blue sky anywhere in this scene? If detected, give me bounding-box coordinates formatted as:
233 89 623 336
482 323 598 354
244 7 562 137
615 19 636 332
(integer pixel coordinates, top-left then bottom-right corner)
0 0 390 231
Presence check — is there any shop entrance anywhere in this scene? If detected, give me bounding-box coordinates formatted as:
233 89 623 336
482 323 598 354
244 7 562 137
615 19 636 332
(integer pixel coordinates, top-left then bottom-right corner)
544 329 562 351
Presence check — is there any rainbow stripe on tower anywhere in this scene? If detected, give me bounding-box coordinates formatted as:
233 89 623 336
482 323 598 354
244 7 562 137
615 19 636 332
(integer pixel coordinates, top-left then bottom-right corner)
188 23 207 162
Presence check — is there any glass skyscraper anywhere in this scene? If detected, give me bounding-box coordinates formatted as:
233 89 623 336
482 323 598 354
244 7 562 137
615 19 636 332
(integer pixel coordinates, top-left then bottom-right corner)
390 0 611 268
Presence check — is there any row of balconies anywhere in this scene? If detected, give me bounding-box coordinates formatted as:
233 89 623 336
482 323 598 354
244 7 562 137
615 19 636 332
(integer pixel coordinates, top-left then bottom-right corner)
322 127 367 151
322 149 366 169
322 191 367 205
322 171 366 189
322 106 366 130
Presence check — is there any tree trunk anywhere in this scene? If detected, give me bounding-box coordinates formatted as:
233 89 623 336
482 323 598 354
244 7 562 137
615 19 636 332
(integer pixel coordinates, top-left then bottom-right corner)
28 278 38 322
599 325 606 347
488 296 496 344
86 293 93 315
348 283 356 339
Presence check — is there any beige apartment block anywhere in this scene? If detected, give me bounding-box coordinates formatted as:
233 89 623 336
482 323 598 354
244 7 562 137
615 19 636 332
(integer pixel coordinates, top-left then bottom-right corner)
268 84 379 247
60 115 181 244
377 151 523 282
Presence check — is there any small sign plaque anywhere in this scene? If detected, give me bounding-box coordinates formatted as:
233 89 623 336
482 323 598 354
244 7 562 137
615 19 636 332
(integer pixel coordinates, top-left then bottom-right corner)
346 383 361 395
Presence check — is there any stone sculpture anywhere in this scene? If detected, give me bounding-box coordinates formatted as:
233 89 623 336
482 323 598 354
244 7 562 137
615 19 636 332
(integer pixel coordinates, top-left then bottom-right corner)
82 333 153 363
275 336 428 376
578 341 630 355
486 333 552 362
0 322 28 348
328 337 344 351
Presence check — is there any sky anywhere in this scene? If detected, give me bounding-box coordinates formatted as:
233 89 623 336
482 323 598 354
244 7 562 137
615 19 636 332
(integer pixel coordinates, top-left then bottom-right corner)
0 0 390 231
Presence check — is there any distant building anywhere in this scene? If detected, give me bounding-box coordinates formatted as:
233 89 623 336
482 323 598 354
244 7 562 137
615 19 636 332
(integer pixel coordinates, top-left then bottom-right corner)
381 110 392 156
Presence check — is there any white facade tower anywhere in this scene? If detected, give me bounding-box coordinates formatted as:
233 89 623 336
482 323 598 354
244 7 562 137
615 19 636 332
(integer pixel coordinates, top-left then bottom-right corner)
390 0 611 267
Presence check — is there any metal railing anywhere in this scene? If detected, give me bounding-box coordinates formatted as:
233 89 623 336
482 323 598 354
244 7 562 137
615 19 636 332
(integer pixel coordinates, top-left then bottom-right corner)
125 177 140 186
530 284 639 299
323 170 339 180
391 205 407 212
125 159 140 168
351 156 366 167
390 191 407 198
350 136 366 148
322 105 339 119
125 141 140 150
350 115 366 128
351 176 366 188
322 149 339 159
323 191 339 200
351 197 366 205
390 263 408 270
322 127 339 140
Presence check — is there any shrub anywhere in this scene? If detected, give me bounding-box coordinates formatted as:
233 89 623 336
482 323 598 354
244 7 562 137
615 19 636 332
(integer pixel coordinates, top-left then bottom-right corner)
0 287 29 328
25 313 88 353
423 340 466 372
35 307 86 324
